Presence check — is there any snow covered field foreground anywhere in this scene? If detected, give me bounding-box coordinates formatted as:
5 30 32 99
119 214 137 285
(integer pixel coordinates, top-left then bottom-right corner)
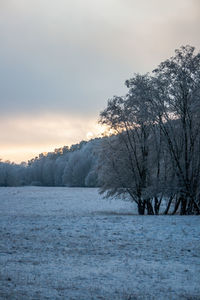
0 187 200 300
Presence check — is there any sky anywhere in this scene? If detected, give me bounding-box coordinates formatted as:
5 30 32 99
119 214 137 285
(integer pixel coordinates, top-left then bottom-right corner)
0 0 200 163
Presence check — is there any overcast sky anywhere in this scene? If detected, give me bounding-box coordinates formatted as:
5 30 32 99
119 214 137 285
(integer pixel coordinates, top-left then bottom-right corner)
0 0 200 162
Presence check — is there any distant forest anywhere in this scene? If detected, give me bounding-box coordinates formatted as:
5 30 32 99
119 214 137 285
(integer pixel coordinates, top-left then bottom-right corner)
1 45 200 215
0 139 100 188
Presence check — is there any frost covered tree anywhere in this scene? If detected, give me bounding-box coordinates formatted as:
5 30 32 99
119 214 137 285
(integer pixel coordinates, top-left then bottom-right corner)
152 45 200 214
0 139 100 187
0 160 27 186
99 75 158 214
25 139 100 187
99 45 200 215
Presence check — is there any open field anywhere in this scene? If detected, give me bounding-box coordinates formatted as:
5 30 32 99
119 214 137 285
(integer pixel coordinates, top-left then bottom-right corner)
0 187 200 299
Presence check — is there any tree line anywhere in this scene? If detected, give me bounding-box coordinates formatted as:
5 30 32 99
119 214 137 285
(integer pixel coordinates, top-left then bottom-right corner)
0 45 200 215
0 139 100 188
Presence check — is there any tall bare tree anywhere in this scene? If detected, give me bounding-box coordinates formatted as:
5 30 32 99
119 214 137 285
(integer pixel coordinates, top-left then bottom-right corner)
152 45 200 214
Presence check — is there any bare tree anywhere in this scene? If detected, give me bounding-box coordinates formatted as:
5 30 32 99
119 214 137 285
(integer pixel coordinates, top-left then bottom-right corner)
99 46 200 215
99 75 159 214
152 45 200 214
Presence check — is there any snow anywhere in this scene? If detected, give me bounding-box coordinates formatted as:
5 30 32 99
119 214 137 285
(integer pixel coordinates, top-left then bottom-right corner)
0 187 200 299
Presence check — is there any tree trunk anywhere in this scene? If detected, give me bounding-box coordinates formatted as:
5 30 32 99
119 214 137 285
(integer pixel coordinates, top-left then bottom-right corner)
154 197 160 215
146 199 154 215
172 196 181 215
138 200 145 215
164 195 173 215
180 195 187 215
186 197 193 215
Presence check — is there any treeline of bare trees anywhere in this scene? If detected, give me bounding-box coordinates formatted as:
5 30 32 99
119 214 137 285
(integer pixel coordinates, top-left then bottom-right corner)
0 139 100 188
98 45 200 215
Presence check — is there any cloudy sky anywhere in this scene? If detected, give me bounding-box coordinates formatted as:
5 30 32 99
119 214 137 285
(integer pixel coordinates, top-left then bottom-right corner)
0 0 200 162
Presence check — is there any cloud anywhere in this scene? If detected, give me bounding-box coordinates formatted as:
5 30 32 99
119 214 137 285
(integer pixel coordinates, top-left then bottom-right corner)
1 0 199 117
0 0 130 117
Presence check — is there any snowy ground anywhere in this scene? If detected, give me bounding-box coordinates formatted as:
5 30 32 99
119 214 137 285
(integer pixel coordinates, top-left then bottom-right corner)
0 187 200 300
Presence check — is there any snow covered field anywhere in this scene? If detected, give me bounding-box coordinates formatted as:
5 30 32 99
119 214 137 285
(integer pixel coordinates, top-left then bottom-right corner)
0 187 200 300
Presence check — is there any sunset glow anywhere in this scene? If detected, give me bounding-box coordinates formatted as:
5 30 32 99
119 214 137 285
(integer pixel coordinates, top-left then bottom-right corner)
0 114 108 162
